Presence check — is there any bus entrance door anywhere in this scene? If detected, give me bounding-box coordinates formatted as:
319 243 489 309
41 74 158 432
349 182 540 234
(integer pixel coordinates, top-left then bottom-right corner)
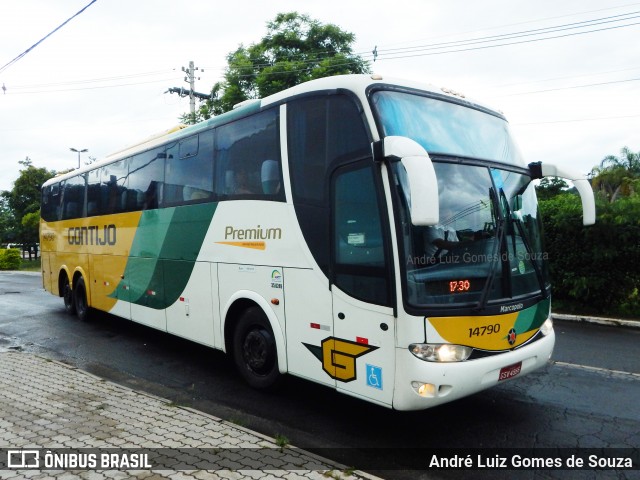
332 287 395 407
330 162 396 407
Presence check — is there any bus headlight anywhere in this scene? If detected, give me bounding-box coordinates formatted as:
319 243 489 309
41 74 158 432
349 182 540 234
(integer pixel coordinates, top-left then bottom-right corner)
540 317 554 336
409 343 473 362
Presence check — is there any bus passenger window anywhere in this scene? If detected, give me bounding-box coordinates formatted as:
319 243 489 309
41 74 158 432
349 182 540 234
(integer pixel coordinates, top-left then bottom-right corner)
86 168 102 217
61 174 86 220
99 159 128 215
163 133 214 206
130 148 165 210
214 109 283 201
41 184 62 222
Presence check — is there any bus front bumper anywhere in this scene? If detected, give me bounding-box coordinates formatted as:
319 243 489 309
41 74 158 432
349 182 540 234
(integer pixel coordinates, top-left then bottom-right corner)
392 330 555 411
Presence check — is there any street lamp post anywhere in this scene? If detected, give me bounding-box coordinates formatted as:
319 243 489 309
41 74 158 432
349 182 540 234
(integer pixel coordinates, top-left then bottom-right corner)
70 147 88 169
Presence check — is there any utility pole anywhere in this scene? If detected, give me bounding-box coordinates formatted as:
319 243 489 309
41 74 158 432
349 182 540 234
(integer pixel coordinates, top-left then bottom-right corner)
165 61 210 124
182 61 201 121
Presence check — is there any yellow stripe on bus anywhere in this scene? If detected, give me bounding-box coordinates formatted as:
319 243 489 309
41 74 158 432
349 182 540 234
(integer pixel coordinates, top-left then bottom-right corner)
429 312 536 351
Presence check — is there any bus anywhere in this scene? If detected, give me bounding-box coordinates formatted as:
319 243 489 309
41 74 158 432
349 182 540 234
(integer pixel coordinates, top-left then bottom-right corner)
40 74 595 411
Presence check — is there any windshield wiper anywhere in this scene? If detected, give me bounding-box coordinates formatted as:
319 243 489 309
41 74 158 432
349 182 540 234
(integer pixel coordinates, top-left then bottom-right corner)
474 187 505 312
474 219 504 312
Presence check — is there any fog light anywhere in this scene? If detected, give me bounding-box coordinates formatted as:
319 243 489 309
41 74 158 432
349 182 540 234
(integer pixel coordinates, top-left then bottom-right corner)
409 343 473 362
411 381 437 397
540 317 553 336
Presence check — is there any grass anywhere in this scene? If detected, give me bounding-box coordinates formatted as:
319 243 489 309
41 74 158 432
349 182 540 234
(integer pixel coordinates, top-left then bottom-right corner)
20 257 41 272
274 433 290 451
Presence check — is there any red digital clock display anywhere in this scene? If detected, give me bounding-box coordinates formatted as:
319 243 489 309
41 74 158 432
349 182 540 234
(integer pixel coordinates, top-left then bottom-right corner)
449 279 471 293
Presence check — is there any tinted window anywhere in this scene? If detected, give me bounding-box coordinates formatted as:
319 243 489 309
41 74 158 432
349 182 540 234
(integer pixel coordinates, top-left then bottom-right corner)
333 164 389 306
288 94 370 204
164 133 214 206
99 159 128 215
214 109 283 201
287 94 371 277
41 183 62 222
61 175 86 220
130 147 165 210
86 168 103 217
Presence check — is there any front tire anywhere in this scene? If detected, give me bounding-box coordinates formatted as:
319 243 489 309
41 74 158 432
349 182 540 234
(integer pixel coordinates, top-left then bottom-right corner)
232 307 281 390
73 276 90 322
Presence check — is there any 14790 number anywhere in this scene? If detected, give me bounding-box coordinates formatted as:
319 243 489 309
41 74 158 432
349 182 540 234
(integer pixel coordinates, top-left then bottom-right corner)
468 323 501 337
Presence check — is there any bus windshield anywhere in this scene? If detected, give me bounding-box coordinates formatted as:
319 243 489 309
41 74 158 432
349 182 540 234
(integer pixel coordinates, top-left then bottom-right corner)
372 90 549 308
399 163 549 307
371 90 525 166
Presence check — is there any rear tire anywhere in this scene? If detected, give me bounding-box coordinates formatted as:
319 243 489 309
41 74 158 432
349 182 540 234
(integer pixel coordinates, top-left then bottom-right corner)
62 275 76 315
73 276 90 322
232 307 282 390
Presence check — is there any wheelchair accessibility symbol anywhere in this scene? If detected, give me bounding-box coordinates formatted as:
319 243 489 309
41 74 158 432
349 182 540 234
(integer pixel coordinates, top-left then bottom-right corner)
366 364 383 390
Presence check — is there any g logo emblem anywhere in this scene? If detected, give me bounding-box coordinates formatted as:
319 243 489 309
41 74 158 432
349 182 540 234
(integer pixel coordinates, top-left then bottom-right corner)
304 337 378 382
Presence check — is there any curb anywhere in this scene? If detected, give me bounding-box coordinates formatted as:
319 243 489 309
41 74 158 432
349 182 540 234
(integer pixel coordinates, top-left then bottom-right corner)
4 351 381 480
552 312 640 329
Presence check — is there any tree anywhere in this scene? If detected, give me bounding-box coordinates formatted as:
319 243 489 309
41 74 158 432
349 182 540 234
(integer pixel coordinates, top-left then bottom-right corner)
185 12 370 121
590 146 640 202
1 157 56 246
0 196 15 244
535 177 569 201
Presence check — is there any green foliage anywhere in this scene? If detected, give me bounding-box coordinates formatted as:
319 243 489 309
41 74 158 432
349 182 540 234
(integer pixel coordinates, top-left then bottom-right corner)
0 157 56 245
190 12 370 119
589 146 640 203
540 192 640 315
535 177 569 201
0 249 22 270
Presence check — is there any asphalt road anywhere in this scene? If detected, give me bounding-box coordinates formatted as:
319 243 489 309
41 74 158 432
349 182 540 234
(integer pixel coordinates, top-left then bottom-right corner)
1 271 639 479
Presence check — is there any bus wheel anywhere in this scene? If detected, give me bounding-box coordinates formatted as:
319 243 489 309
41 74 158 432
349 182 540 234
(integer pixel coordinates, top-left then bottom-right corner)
73 276 90 322
62 276 76 315
233 307 281 390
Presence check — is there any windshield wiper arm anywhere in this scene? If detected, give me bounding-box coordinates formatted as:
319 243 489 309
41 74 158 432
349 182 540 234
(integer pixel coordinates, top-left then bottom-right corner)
474 217 505 312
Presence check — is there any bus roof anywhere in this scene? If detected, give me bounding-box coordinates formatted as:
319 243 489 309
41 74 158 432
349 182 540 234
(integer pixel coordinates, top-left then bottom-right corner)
43 74 500 188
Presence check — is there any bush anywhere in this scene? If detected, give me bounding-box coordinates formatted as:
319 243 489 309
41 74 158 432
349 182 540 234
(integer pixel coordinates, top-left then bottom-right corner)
540 193 640 315
0 248 22 270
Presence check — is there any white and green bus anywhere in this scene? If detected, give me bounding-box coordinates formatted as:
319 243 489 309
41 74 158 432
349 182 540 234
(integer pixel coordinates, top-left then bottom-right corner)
40 74 595 410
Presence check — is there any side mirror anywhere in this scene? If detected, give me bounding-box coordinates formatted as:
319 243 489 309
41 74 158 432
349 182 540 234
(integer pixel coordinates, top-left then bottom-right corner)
529 162 596 226
381 136 439 226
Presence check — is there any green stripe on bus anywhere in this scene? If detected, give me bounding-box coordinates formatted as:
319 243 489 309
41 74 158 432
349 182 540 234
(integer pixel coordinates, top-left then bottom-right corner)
514 297 551 333
110 202 218 309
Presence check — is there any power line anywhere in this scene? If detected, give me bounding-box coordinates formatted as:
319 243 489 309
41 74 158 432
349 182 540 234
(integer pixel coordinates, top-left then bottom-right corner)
486 66 640 89
0 0 99 75
4 77 175 95
6 69 175 91
504 78 640 96
374 19 640 61
375 11 640 55
374 2 640 49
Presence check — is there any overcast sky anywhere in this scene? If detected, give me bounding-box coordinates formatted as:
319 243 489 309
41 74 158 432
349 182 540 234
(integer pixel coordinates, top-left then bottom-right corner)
1 0 638 192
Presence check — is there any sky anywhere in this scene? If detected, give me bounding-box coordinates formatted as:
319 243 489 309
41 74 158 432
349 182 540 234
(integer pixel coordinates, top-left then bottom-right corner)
1 0 638 193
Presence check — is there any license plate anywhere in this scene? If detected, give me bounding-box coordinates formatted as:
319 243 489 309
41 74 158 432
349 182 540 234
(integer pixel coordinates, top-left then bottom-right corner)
499 361 522 381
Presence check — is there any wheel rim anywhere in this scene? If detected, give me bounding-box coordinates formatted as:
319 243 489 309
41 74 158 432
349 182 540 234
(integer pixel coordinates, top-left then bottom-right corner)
242 328 274 375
